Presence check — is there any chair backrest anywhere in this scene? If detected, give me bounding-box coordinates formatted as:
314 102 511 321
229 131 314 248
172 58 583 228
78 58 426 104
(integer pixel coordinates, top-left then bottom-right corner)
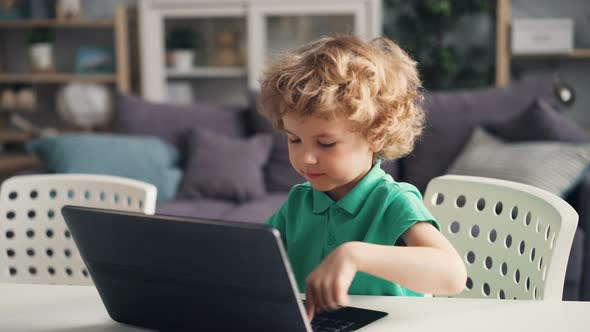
0 174 157 285
424 175 578 300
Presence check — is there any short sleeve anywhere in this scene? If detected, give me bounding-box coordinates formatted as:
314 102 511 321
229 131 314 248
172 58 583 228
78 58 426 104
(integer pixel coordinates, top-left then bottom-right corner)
265 201 288 247
385 189 440 245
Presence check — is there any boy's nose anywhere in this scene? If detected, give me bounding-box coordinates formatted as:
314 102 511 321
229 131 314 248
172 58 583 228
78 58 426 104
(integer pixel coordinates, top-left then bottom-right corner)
302 151 318 164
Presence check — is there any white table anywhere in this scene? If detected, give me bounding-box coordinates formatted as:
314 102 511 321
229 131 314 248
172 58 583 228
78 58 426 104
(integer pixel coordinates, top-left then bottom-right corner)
1 283 588 331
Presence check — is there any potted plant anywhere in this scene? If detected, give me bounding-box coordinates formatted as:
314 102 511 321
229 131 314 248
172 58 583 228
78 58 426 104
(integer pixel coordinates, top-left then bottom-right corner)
166 27 200 71
28 27 55 72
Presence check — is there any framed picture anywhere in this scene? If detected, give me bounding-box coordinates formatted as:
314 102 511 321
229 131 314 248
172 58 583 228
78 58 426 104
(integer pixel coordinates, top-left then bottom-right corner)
75 46 115 74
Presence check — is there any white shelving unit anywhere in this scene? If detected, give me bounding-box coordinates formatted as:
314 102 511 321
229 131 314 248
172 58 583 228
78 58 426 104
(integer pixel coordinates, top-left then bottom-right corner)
495 0 590 86
138 0 381 105
166 67 247 79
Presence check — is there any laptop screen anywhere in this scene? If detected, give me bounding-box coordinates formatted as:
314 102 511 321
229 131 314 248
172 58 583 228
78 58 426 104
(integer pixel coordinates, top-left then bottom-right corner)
61 205 310 331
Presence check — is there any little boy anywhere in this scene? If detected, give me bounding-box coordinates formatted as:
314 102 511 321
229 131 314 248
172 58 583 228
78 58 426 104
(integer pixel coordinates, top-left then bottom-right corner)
259 35 466 319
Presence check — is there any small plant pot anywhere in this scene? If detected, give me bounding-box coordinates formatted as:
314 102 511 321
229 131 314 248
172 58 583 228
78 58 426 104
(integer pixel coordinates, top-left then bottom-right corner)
171 50 195 72
29 43 54 72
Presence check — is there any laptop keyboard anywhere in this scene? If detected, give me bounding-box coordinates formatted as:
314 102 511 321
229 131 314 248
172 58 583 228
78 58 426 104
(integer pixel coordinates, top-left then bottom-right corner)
311 315 356 331
302 300 387 331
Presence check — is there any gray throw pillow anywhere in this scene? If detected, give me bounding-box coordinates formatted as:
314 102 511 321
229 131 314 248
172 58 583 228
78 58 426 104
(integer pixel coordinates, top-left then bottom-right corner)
447 128 590 196
486 98 589 143
178 128 273 202
247 90 305 191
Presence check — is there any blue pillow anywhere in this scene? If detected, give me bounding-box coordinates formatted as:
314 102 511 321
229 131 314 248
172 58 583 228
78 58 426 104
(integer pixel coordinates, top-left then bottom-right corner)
26 134 182 201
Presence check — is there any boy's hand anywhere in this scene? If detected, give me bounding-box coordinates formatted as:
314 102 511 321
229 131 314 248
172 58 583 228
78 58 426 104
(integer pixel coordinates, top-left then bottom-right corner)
305 242 357 320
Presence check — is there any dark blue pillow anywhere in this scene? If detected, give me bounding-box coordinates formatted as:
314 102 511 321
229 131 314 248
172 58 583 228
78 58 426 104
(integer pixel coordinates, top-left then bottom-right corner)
26 134 182 201
247 90 305 191
178 127 273 202
400 74 561 193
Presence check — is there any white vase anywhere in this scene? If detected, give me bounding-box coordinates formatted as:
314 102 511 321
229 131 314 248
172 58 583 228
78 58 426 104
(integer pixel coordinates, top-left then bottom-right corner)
29 43 54 71
171 50 195 72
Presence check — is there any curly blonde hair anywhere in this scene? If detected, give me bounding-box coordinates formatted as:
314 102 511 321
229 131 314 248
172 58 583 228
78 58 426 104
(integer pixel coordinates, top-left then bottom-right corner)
259 34 424 161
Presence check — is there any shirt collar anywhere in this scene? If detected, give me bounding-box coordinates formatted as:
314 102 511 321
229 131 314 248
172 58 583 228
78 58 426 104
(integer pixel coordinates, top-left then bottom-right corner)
312 160 386 215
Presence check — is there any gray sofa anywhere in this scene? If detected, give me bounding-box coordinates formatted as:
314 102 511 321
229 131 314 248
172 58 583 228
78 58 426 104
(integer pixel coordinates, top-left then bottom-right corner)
24 75 586 301
115 76 589 301
113 92 301 224
393 76 589 301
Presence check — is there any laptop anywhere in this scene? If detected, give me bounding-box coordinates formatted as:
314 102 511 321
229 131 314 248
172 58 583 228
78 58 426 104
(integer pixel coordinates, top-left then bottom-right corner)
61 206 388 331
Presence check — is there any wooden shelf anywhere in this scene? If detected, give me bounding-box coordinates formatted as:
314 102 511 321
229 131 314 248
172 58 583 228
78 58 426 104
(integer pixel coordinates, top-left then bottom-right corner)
0 73 117 84
0 19 114 28
166 67 247 79
495 0 510 86
0 6 129 92
0 153 41 175
512 49 590 59
496 0 590 85
0 131 32 143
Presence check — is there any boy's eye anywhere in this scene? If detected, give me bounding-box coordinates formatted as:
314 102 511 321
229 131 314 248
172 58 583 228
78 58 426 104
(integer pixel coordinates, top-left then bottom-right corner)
288 137 301 144
318 142 336 148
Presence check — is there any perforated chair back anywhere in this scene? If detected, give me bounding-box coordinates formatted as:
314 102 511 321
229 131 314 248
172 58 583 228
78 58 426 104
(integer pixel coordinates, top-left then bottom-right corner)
0 174 157 285
424 175 578 300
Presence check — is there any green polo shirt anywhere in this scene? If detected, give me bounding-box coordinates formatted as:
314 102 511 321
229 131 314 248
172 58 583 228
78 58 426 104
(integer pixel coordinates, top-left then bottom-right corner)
265 161 439 297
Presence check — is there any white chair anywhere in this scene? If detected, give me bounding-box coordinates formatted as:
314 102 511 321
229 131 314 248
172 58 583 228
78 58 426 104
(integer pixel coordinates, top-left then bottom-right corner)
424 175 578 300
0 174 157 285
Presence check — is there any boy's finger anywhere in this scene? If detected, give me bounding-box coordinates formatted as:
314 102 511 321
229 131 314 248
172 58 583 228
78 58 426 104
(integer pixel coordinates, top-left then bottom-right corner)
337 293 351 307
324 283 339 311
332 279 350 308
305 290 315 321
309 282 326 313
320 281 334 311
306 301 315 321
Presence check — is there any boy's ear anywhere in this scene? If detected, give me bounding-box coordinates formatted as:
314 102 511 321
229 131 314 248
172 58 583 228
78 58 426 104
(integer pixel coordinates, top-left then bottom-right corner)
369 140 384 153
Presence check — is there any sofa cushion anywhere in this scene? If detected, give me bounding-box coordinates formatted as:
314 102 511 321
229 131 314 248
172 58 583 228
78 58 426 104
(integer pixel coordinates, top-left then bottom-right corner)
265 132 307 191
247 90 306 191
563 227 584 301
178 127 273 202
447 128 590 197
220 192 289 224
400 75 561 193
156 199 236 219
486 98 589 143
26 134 182 201
113 93 246 156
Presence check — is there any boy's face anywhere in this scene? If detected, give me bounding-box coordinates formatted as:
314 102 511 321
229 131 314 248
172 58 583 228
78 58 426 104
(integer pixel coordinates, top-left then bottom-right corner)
282 113 377 201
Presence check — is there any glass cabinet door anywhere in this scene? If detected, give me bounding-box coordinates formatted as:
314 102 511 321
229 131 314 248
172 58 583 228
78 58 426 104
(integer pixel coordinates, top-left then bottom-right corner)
266 15 356 55
139 0 381 104
164 16 247 104
248 2 369 90
140 2 248 104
